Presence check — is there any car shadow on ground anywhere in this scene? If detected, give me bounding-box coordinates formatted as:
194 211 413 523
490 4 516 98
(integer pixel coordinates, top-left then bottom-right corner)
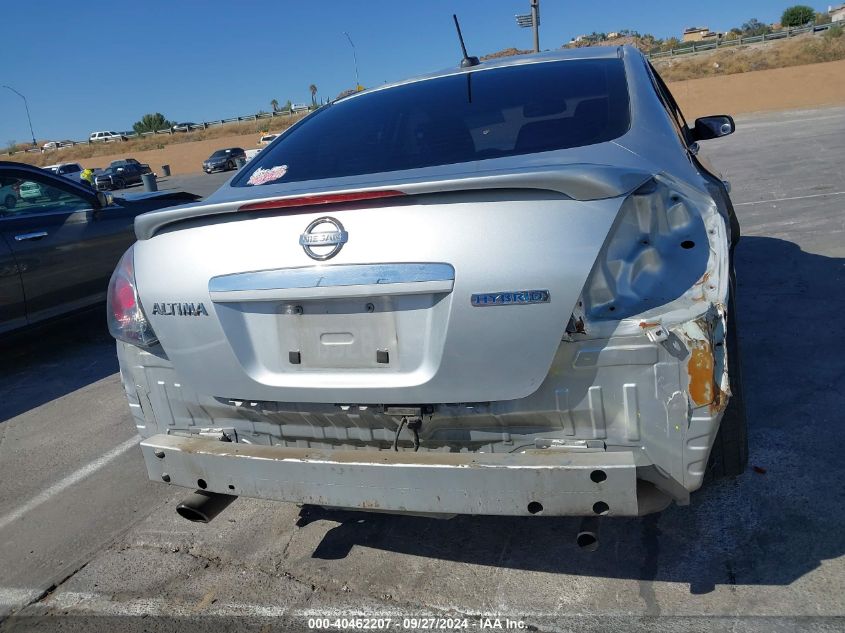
0 308 117 422
301 236 845 593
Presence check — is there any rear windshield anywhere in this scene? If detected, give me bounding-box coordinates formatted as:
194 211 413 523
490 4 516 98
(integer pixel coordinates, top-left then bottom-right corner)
234 58 630 188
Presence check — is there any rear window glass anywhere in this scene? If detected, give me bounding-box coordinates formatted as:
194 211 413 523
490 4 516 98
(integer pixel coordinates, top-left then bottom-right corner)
234 58 630 188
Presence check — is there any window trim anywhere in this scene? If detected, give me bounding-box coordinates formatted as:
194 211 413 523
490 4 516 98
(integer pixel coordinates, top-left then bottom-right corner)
0 167 99 218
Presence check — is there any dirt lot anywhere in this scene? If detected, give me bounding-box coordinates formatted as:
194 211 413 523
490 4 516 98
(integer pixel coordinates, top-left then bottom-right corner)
18 58 845 176
670 58 845 120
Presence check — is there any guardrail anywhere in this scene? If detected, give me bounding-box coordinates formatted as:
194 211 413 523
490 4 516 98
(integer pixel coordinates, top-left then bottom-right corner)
5 107 315 156
646 22 837 59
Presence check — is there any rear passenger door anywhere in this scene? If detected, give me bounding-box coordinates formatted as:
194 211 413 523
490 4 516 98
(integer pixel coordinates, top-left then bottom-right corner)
0 168 136 324
121 163 141 185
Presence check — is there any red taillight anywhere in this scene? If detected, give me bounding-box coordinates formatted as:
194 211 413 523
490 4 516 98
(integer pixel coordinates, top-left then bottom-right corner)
112 276 136 324
238 189 405 213
107 246 158 347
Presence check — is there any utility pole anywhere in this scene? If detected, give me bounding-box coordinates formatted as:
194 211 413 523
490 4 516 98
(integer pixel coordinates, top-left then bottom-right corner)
2 85 37 146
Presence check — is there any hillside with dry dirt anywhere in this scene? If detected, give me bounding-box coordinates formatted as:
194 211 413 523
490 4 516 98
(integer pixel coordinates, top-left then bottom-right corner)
651 29 845 81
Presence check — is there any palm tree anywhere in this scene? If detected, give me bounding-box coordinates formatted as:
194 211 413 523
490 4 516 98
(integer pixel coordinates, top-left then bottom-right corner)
309 84 318 107
270 99 279 112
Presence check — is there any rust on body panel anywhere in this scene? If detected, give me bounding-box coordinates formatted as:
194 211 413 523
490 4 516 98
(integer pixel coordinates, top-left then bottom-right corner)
687 338 715 406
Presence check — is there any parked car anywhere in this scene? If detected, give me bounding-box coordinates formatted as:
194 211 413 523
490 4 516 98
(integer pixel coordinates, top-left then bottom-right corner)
109 46 745 523
202 148 245 173
42 141 63 151
258 133 279 146
94 158 152 191
44 162 85 183
244 148 262 162
17 180 57 201
0 161 199 335
89 131 127 143
171 122 198 133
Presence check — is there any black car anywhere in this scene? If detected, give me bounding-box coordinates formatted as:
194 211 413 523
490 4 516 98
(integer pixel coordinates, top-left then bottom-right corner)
202 148 245 174
0 161 199 335
94 159 152 191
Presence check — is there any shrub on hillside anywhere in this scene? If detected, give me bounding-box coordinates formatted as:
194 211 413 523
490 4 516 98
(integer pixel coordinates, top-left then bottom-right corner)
133 113 174 135
741 18 772 36
781 5 815 27
824 24 843 40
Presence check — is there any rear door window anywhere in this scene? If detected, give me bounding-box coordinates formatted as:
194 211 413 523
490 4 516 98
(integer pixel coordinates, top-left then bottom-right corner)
235 58 630 187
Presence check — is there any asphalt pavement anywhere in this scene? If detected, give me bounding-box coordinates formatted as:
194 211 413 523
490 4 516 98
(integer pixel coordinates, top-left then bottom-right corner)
1 107 844 632
110 169 231 200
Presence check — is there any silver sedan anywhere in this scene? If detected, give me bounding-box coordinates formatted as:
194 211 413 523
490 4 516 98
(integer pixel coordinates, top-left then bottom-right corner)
108 46 745 522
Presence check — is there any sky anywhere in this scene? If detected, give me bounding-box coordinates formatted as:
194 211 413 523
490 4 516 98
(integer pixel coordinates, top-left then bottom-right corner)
0 1 823 144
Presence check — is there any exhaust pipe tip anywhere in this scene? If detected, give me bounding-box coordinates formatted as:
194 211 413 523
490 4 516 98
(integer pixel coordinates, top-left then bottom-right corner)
175 504 211 523
176 490 236 523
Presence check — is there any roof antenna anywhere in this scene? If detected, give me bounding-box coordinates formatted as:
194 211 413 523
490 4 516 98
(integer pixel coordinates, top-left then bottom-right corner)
453 14 480 68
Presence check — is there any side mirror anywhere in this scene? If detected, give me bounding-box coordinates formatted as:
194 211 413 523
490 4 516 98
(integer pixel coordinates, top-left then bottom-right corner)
96 191 113 208
692 115 735 141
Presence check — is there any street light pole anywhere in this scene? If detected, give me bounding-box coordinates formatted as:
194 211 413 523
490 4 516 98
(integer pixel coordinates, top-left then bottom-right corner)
343 32 361 90
2 85 37 146
515 1 540 53
531 0 540 53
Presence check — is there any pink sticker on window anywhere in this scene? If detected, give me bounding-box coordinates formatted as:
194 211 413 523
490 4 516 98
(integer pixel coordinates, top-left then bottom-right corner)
247 164 288 185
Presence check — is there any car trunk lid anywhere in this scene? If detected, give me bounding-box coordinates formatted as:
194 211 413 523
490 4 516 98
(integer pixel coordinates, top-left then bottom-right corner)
133 171 646 404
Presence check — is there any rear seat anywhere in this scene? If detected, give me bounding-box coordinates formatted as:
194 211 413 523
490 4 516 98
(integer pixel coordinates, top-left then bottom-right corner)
515 97 611 153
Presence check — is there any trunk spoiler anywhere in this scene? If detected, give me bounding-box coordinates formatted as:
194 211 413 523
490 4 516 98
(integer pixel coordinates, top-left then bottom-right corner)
134 164 653 240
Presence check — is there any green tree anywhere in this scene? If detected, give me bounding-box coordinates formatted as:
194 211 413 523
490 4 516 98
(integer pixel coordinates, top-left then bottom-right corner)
741 18 772 36
781 5 815 27
638 33 659 49
132 113 173 135
270 99 279 112
284 99 292 112
309 84 318 106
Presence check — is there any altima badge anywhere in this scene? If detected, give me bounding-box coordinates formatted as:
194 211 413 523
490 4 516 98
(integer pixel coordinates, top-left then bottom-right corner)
299 217 348 260
152 302 209 316
471 290 550 307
